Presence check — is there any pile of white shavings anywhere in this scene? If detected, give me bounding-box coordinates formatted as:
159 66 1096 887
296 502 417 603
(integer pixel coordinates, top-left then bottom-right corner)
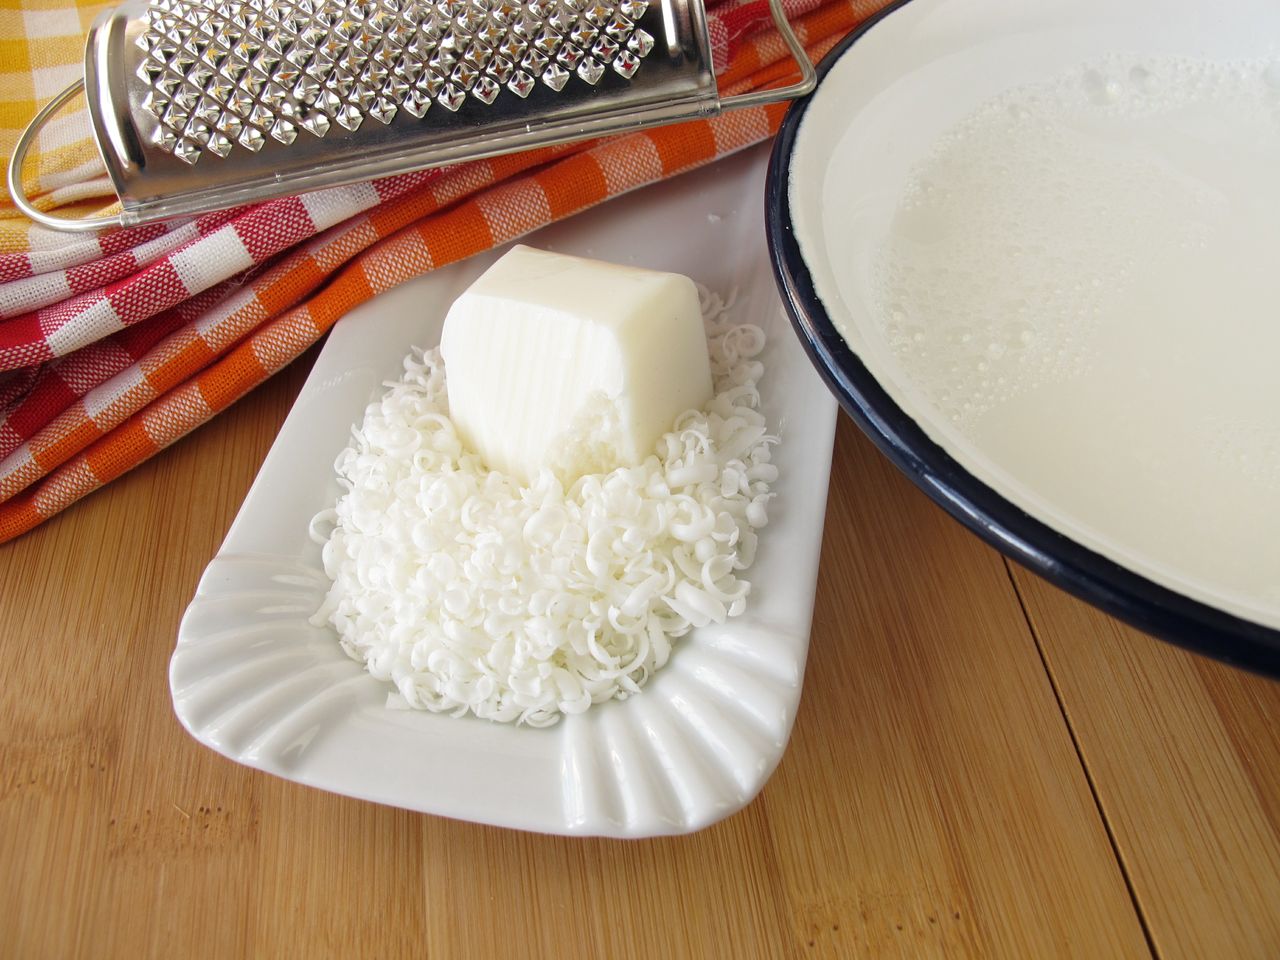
309 287 776 727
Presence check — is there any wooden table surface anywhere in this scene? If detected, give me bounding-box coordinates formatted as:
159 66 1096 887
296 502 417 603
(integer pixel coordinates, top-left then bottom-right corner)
3 349 1279 959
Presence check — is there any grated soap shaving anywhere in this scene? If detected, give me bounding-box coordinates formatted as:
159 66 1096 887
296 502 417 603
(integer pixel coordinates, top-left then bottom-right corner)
310 288 776 726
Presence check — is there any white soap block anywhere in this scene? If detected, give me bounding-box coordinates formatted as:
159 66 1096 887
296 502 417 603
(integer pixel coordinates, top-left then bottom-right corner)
441 245 713 484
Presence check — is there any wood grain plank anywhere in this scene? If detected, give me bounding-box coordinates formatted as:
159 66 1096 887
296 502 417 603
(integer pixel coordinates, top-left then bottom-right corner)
0 355 318 960
1 364 1149 959
1010 566 1280 959
249 781 429 957
751 421 1147 959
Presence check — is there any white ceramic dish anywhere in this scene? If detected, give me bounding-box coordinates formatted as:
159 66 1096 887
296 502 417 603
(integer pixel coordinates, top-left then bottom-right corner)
769 0 1280 672
170 146 838 837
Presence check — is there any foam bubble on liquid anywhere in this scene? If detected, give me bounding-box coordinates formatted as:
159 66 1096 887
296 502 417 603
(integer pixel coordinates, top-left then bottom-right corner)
872 53 1280 623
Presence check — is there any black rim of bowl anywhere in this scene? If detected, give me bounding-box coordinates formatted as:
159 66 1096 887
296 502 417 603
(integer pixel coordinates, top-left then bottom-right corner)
765 0 1280 678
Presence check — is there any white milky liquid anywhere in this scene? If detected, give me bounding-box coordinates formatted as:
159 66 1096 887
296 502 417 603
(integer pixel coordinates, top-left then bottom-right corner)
876 55 1280 624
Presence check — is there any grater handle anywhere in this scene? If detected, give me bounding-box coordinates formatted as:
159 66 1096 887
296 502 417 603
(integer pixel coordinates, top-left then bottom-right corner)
718 0 817 111
7 78 125 233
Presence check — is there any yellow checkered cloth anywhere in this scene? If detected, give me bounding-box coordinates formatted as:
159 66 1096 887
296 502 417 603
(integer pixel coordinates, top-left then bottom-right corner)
0 0 119 255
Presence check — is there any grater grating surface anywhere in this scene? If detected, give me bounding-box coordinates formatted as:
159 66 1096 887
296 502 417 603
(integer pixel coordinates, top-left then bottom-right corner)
135 0 662 164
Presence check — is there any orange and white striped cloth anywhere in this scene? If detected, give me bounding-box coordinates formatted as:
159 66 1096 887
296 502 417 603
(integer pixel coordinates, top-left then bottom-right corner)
0 0 887 543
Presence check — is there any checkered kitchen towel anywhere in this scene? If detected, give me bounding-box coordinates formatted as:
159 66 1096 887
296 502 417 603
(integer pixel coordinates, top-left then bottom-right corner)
0 0 886 542
1 0 120 249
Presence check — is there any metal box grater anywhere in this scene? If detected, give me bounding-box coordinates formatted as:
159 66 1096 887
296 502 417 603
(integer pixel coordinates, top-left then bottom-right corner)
9 0 813 231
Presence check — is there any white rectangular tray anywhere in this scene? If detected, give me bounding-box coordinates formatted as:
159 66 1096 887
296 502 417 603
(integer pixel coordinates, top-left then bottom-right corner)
170 145 838 837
